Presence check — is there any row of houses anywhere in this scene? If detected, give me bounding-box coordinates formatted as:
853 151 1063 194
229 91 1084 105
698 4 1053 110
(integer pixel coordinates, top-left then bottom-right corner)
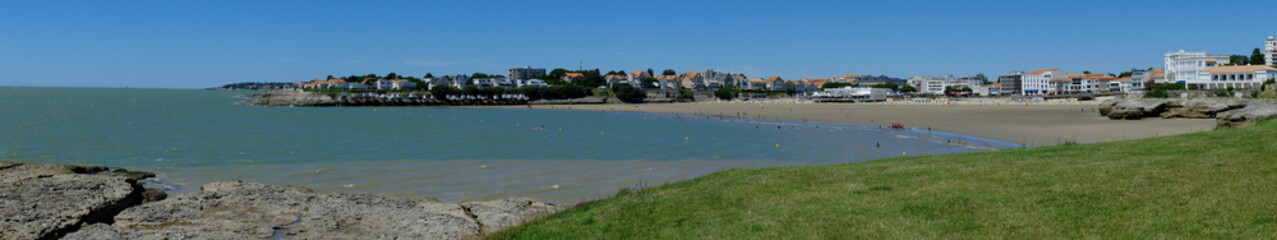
297 75 552 91
297 78 417 90
994 69 1157 96
592 69 829 92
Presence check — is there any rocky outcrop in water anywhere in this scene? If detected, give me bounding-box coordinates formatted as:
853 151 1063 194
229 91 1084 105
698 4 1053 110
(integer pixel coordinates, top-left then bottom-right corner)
0 161 156 240
1 161 563 239
243 90 534 107
1099 98 1277 127
242 89 338 106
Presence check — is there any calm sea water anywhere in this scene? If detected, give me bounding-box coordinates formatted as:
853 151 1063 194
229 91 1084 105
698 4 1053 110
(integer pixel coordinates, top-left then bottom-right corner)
0 87 1018 203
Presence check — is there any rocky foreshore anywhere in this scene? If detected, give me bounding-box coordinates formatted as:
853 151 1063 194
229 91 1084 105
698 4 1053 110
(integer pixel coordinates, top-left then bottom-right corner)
1099 98 1277 127
241 89 561 107
1 161 563 240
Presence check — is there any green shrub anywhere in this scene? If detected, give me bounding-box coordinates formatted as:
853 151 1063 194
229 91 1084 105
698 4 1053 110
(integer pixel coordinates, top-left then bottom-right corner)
613 84 646 103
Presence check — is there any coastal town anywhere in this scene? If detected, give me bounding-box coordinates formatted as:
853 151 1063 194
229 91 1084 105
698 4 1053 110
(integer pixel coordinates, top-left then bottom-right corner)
14 0 1277 239
235 36 1277 104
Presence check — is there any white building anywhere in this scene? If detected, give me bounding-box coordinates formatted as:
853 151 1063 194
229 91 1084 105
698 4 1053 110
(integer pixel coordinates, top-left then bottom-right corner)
906 76 947 95
811 87 890 102
1164 50 1230 84
509 66 546 80
973 83 1001 96
519 79 550 87
1020 69 1066 95
1267 36 1276 66
1108 78 1144 93
1193 65 1277 89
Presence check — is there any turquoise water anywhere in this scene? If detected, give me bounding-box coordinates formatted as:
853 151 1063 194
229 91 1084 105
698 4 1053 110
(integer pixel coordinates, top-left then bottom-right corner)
0 87 1018 202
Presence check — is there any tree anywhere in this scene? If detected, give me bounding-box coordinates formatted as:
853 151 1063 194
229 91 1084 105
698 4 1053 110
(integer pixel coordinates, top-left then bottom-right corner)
386 72 399 79
821 82 855 89
870 83 899 90
714 87 740 101
662 69 677 76
1229 55 1250 65
1083 71 1092 74
676 89 695 101
461 85 481 95
425 73 435 79
325 75 334 80
647 68 654 76
613 84 646 103
1118 68 1142 78
975 73 988 84
640 78 659 88
549 68 570 78
1252 48 1265 66
900 85 918 93
471 73 501 79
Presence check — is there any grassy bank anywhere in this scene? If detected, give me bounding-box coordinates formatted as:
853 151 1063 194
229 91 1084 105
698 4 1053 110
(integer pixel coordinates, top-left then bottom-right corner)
493 120 1277 239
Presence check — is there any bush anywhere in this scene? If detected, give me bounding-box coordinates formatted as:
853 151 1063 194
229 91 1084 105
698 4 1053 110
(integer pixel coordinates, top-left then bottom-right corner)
677 89 696 101
821 82 854 89
714 88 741 101
1143 89 1169 98
613 84 646 103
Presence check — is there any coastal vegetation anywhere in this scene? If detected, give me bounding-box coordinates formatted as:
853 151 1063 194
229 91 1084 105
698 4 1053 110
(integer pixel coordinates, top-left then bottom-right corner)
612 84 646 103
493 120 1277 239
714 87 741 101
1143 82 1187 98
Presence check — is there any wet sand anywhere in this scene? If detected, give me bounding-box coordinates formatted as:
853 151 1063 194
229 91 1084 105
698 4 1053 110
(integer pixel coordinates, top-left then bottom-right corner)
512 101 1217 147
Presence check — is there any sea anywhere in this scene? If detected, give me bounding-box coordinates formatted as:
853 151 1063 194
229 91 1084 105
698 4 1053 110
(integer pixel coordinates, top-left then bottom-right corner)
0 87 1020 203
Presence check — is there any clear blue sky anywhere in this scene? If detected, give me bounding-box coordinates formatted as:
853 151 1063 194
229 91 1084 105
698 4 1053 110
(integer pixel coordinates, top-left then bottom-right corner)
1 0 1272 88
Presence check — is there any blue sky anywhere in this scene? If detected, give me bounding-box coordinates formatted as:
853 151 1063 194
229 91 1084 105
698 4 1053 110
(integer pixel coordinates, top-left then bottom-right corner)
1 0 1272 88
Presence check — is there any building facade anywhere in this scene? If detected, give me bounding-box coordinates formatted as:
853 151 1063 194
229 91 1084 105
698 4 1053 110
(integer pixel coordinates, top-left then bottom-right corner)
1021 69 1066 95
1132 69 1167 84
1267 36 1276 66
1193 65 1277 89
998 71 1024 96
1164 50 1230 84
508 66 546 80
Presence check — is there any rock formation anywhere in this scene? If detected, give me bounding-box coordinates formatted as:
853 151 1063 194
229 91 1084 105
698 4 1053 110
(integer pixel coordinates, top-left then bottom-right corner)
2 162 563 240
0 161 155 240
1100 98 1277 127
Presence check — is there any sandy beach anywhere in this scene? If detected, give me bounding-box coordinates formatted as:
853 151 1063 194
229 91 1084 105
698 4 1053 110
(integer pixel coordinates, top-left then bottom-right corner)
514 100 1217 147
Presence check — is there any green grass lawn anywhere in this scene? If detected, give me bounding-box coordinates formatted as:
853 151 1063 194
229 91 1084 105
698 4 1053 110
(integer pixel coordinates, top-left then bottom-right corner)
492 120 1277 239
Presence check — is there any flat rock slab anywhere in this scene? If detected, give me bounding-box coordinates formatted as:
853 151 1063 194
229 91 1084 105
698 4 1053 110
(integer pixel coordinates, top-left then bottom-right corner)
0 161 149 240
1102 98 1277 127
66 181 564 240
1217 101 1277 128
462 198 562 233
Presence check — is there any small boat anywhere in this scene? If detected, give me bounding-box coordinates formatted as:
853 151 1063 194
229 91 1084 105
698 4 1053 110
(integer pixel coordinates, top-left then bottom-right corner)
890 123 906 129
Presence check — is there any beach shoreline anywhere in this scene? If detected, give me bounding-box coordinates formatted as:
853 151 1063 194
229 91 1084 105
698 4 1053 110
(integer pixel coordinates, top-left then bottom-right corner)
487 100 1217 147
